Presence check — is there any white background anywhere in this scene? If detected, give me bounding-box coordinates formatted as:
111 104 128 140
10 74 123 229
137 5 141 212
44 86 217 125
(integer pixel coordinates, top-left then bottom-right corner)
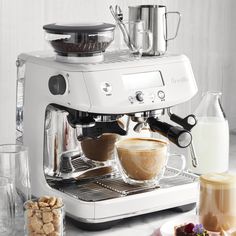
0 0 236 144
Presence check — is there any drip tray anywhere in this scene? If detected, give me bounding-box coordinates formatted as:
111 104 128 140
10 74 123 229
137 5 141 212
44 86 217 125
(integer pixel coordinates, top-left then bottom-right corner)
48 167 198 202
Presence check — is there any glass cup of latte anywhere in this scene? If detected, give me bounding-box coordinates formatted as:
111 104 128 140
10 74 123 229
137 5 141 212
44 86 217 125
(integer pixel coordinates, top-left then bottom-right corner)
198 173 236 234
115 137 186 186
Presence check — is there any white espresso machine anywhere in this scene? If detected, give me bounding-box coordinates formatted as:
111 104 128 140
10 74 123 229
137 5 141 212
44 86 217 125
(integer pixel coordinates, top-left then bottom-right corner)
16 50 199 229
16 22 199 230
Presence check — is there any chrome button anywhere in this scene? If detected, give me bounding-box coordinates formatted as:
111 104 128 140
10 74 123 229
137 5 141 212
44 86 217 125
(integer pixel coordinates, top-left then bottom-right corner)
136 91 144 102
158 90 165 99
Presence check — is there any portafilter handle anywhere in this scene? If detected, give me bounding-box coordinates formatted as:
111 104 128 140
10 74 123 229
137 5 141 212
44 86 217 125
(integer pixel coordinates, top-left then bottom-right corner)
76 120 127 141
147 117 192 148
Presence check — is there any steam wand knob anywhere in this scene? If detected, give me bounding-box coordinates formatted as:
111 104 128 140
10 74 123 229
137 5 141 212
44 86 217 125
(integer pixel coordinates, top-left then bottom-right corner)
147 117 192 148
167 109 197 131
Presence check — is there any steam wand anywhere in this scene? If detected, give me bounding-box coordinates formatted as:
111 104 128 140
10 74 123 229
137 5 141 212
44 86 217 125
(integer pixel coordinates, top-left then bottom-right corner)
147 117 192 148
167 108 198 168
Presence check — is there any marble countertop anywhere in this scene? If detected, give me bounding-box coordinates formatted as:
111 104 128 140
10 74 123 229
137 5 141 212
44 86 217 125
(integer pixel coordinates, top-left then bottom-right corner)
66 134 236 236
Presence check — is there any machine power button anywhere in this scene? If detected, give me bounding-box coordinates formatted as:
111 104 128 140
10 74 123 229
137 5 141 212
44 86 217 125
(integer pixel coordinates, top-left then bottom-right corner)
48 74 67 95
136 91 144 102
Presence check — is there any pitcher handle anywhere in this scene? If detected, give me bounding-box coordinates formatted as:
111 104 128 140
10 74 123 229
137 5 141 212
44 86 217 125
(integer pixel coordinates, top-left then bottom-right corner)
164 11 181 41
162 153 186 179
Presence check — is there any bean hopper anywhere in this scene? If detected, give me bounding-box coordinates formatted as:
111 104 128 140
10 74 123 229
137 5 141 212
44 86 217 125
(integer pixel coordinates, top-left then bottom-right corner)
43 22 115 63
16 22 199 229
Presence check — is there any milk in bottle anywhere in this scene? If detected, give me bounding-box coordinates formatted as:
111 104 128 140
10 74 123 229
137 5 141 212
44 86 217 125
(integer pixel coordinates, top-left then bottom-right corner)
188 92 229 174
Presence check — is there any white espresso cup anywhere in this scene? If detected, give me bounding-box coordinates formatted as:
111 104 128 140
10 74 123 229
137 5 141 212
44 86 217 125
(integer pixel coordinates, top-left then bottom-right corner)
115 137 186 186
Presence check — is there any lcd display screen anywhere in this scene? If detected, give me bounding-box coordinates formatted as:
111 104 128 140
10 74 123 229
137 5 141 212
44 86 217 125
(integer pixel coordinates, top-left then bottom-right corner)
122 71 164 90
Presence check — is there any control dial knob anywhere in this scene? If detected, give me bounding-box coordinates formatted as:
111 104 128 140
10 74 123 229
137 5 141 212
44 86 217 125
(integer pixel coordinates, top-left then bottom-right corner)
48 74 66 95
136 91 144 102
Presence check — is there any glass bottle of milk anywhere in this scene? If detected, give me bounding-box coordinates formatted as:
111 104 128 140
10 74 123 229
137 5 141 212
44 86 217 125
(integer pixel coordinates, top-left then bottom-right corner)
188 91 229 174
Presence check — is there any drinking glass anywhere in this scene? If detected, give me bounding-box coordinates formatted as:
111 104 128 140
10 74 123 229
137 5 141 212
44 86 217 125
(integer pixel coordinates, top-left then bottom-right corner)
81 133 119 165
120 20 152 58
115 137 186 186
0 177 14 235
198 173 236 234
0 144 31 234
128 20 153 57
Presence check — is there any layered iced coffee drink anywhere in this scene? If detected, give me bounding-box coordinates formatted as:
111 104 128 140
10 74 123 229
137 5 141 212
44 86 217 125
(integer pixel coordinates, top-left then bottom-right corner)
199 173 236 232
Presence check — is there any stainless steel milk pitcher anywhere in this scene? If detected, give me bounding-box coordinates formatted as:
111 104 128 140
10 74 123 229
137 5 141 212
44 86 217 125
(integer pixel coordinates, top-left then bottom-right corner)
129 5 181 56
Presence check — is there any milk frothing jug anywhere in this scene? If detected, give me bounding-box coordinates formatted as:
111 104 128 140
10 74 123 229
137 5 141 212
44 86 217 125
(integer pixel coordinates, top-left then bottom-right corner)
129 5 181 56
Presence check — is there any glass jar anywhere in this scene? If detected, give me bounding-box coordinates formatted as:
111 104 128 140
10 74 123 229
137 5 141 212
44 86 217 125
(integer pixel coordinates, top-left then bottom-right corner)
24 198 65 236
189 91 229 174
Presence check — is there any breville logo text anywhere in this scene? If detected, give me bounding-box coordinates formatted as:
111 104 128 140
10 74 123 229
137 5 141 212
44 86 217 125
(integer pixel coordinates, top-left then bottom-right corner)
171 76 188 84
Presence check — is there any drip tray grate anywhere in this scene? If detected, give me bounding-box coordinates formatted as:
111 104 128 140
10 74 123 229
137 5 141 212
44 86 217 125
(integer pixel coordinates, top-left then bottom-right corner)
48 167 198 202
95 177 159 196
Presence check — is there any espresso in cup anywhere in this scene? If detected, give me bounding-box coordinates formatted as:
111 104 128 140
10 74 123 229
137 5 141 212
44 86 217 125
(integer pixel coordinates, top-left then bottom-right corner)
81 133 118 163
116 137 185 186
199 173 236 232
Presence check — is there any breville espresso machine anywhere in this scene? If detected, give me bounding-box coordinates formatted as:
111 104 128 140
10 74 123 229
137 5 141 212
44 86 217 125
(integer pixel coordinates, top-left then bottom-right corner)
16 22 199 229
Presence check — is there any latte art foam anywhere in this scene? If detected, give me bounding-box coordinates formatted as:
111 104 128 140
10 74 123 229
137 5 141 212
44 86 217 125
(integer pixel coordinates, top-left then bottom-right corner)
201 173 236 186
116 138 167 151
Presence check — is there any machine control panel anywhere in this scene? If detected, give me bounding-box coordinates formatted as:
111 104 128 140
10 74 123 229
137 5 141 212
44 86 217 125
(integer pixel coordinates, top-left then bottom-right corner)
122 70 166 105
61 54 197 114
128 91 156 104
48 74 67 95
